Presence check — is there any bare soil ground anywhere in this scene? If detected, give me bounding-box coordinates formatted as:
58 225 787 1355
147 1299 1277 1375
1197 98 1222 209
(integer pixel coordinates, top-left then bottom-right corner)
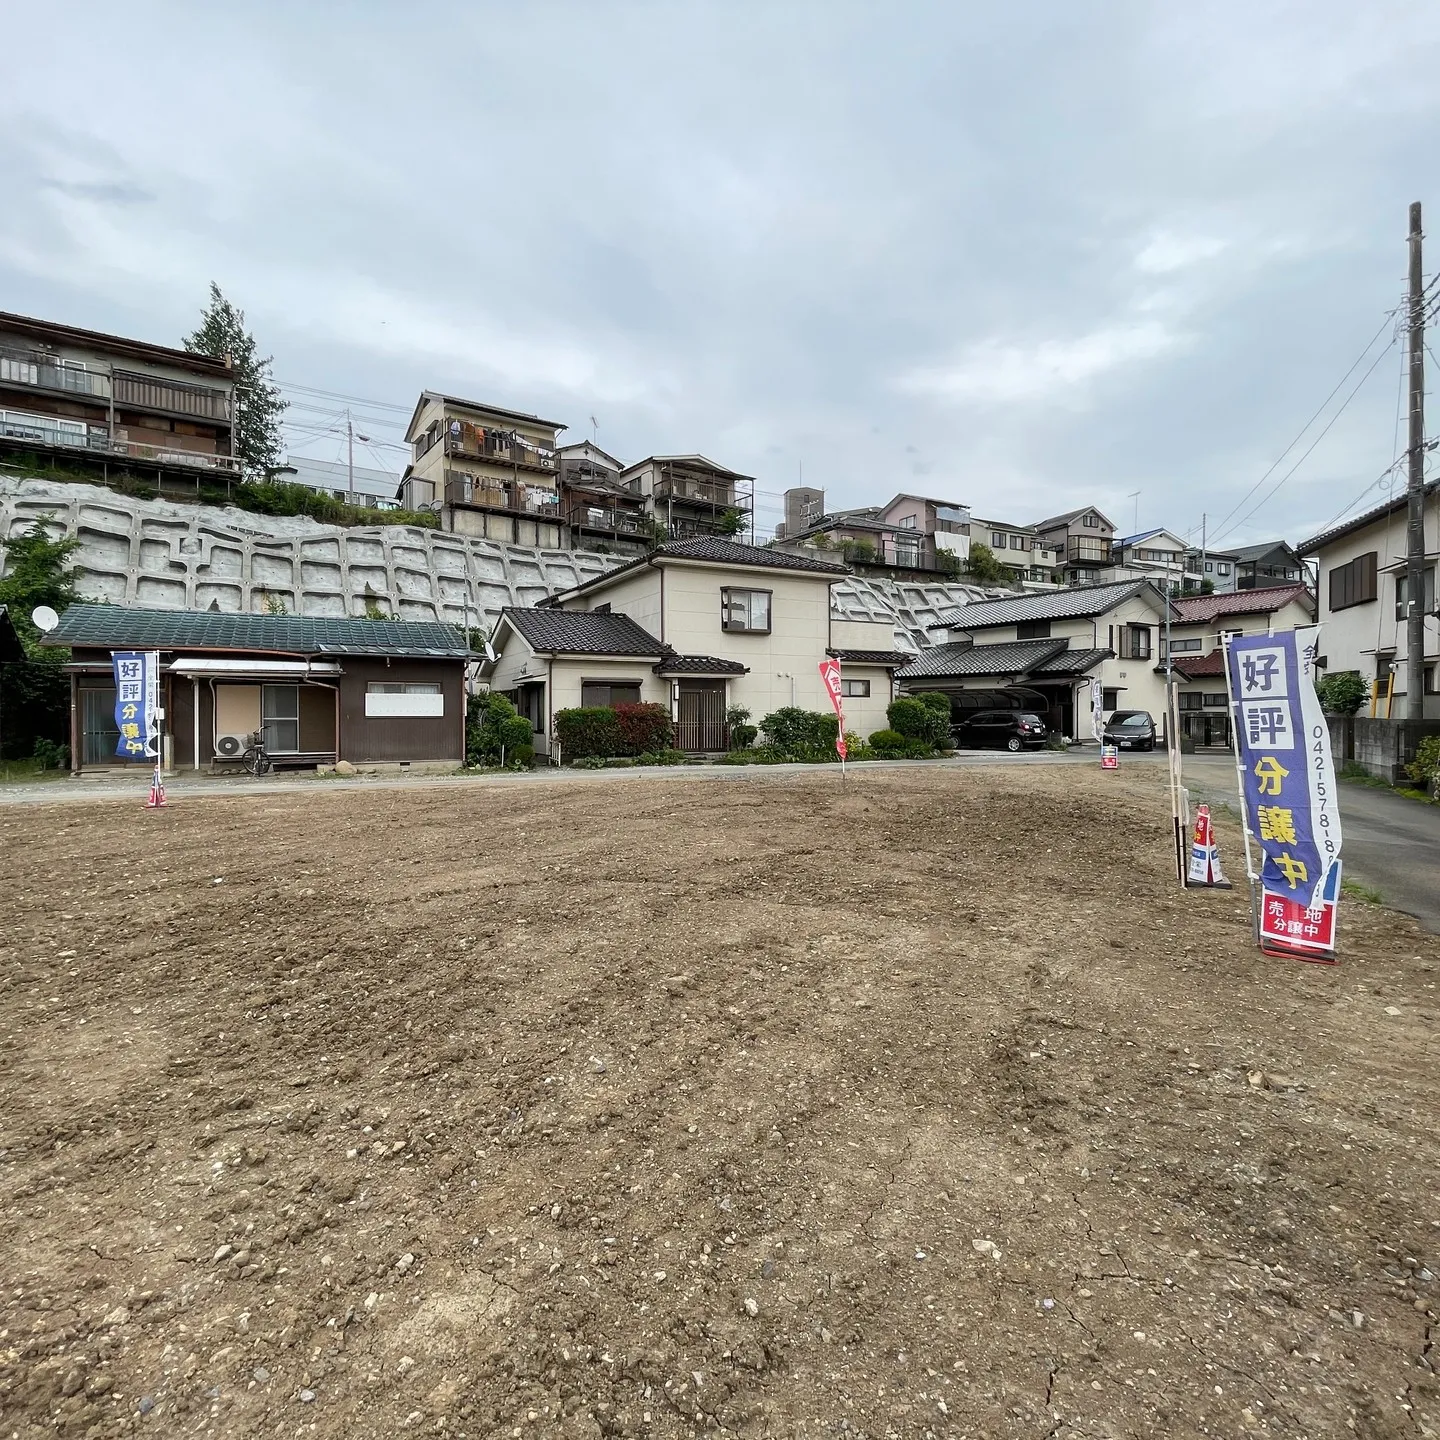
1 765 1437 1440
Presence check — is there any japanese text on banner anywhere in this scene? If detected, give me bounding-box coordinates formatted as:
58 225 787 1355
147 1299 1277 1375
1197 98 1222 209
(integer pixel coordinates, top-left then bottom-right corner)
112 651 158 760
1226 627 1342 909
817 658 847 760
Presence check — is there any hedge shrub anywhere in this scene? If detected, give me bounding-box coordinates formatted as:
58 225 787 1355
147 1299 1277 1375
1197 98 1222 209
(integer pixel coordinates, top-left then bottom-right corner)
614 701 674 755
555 706 622 760
759 707 839 756
869 728 906 755
730 723 758 750
1315 669 1368 716
466 693 535 766
886 697 949 748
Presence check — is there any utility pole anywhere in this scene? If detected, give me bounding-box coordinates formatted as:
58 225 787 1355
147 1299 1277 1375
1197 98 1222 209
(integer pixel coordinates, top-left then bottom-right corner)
347 408 355 506
1405 201 1426 721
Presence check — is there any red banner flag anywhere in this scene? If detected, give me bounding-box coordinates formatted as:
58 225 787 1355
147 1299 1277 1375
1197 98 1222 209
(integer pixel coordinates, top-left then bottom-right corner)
817 657 847 759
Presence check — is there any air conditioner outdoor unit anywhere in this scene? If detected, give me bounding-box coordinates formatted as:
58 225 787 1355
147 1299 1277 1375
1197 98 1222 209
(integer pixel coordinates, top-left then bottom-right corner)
214 732 249 760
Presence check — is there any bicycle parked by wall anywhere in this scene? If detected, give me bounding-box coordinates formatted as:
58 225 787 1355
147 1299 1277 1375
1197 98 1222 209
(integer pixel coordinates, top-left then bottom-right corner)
241 728 273 777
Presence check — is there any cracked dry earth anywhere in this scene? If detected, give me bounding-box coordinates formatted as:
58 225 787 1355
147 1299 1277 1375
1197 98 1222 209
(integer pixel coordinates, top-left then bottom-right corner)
0 764 1437 1440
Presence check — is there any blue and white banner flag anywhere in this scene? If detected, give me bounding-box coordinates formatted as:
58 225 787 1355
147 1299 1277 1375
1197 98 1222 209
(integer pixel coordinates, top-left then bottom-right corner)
112 650 159 760
1226 626 1342 909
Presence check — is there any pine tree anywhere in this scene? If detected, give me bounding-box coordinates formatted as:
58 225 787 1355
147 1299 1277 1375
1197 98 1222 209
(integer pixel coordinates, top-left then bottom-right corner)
184 283 288 476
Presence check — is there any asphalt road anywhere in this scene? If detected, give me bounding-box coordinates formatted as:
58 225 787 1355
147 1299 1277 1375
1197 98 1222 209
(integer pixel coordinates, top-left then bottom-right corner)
1184 753 1440 935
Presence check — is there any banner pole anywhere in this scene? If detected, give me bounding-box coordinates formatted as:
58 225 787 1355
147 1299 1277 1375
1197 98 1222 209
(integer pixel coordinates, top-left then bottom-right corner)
1221 635 1261 946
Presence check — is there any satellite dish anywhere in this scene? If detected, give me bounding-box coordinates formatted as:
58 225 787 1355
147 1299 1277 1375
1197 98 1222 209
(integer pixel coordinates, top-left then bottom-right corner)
31 605 59 633
483 640 498 663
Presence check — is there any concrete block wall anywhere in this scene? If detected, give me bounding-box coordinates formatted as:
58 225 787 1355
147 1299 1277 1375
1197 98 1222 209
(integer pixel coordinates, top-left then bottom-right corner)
1 478 1001 649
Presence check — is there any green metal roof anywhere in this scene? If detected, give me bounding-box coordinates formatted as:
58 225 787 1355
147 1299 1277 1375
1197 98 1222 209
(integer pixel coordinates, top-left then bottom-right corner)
42 603 475 659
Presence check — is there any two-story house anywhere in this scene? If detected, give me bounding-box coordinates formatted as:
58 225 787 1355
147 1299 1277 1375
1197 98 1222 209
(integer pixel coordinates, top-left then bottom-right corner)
1162 583 1318 747
483 537 908 754
1109 528 1198 589
1033 506 1117 586
876 494 972 569
399 391 567 547
0 309 237 490
1229 540 1308 591
896 580 1173 739
1298 483 1439 716
1182 545 1240 593
969 516 1061 588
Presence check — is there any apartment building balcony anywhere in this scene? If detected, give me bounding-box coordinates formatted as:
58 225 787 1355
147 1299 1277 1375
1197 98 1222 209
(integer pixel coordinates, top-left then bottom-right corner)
444 471 560 518
442 429 557 475
0 346 232 424
653 472 751 512
0 406 240 476
567 503 649 538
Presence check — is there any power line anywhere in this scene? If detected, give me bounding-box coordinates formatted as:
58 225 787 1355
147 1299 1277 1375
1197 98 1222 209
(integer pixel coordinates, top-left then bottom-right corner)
1208 329 1400 547
277 380 413 414
1200 308 1400 545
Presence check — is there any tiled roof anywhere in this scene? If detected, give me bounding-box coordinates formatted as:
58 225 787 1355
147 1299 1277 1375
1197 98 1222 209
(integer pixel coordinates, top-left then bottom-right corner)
654 654 749 675
1170 650 1227 678
932 580 1152 630
42 603 474 658
1169 583 1313 624
896 638 1067 679
1298 480 1439 554
503 608 664 656
1034 505 1115 531
827 648 914 667
1228 540 1299 563
658 537 851 575
1030 646 1111 675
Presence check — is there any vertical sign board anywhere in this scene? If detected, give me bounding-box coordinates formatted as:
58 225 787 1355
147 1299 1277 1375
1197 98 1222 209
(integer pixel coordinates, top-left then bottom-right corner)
112 651 158 760
1226 628 1343 962
817 658 847 760
1090 675 1104 744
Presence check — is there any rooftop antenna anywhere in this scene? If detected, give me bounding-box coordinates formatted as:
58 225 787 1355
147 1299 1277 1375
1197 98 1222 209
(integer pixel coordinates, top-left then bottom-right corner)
1127 489 1141 534
590 414 598 446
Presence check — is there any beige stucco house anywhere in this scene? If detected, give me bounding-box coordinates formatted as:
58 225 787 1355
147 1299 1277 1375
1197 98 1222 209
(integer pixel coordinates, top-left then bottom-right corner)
897 580 1172 738
399 391 567 547
1298 482 1438 717
483 538 909 755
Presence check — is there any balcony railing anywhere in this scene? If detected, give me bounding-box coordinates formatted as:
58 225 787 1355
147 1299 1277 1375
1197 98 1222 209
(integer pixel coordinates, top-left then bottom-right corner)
113 369 230 422
444 472 560 517
570 506 649 536
443 428 557 474
0 408 240 473
654 474 746 509
0 347 110 399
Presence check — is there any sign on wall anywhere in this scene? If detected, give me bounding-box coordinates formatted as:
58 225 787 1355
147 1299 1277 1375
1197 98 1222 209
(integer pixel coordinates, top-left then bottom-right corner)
1225 627 1343 962
112 650 159 760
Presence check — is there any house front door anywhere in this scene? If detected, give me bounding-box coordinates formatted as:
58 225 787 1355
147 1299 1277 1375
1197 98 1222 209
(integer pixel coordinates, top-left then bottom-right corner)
676 680 727 752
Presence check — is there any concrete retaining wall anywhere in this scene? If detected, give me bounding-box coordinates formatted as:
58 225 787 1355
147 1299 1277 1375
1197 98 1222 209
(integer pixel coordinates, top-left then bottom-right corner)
1326 714 1440 784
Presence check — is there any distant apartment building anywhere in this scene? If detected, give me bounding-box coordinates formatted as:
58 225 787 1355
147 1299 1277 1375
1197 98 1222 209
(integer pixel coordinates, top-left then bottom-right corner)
776 485 826 539
1033 506 1116 585
556 442 650 555
284 455 400 510
400 392 566 547
970 516 1060 588
0 310 237 490
621 455 755 543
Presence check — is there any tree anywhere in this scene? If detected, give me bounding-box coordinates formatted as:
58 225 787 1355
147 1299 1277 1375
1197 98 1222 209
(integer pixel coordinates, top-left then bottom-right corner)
964 541 1011 585
184 283 288 476
935 549 963 578
717 507 746 537
1314 670 1367 716
0 525 79 759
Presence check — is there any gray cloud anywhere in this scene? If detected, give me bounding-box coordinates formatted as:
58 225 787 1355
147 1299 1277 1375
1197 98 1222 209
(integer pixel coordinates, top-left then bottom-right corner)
0 0 1435 545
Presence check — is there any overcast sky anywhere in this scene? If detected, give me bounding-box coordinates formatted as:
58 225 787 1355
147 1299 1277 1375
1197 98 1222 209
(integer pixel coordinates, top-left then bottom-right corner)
1 1 1436 546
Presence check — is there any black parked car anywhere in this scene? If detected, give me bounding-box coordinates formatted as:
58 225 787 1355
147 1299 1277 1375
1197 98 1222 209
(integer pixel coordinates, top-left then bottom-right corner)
1103 710 1157 750
952 710 1049 752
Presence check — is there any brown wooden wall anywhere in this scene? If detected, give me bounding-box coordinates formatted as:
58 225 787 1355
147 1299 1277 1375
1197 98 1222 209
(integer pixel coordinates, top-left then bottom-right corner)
338 658 466 763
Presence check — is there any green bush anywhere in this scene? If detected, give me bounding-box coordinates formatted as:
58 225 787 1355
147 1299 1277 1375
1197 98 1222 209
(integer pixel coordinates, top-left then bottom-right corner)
603 757 637 768
555 706 623 760
234 479 438 530
730 723 758 750
1408 735 1440 789
466 693 535 766
1314 669 1368 716
31 738 69 770
869 727 906 754
759 707 839 755
613 701 673 755
509 744 534 769
887 697 946 748
571 754 607 769
653 748 686 766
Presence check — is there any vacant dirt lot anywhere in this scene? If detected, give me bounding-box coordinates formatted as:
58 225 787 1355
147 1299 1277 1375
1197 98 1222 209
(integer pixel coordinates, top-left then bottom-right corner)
1 765 1436 1439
